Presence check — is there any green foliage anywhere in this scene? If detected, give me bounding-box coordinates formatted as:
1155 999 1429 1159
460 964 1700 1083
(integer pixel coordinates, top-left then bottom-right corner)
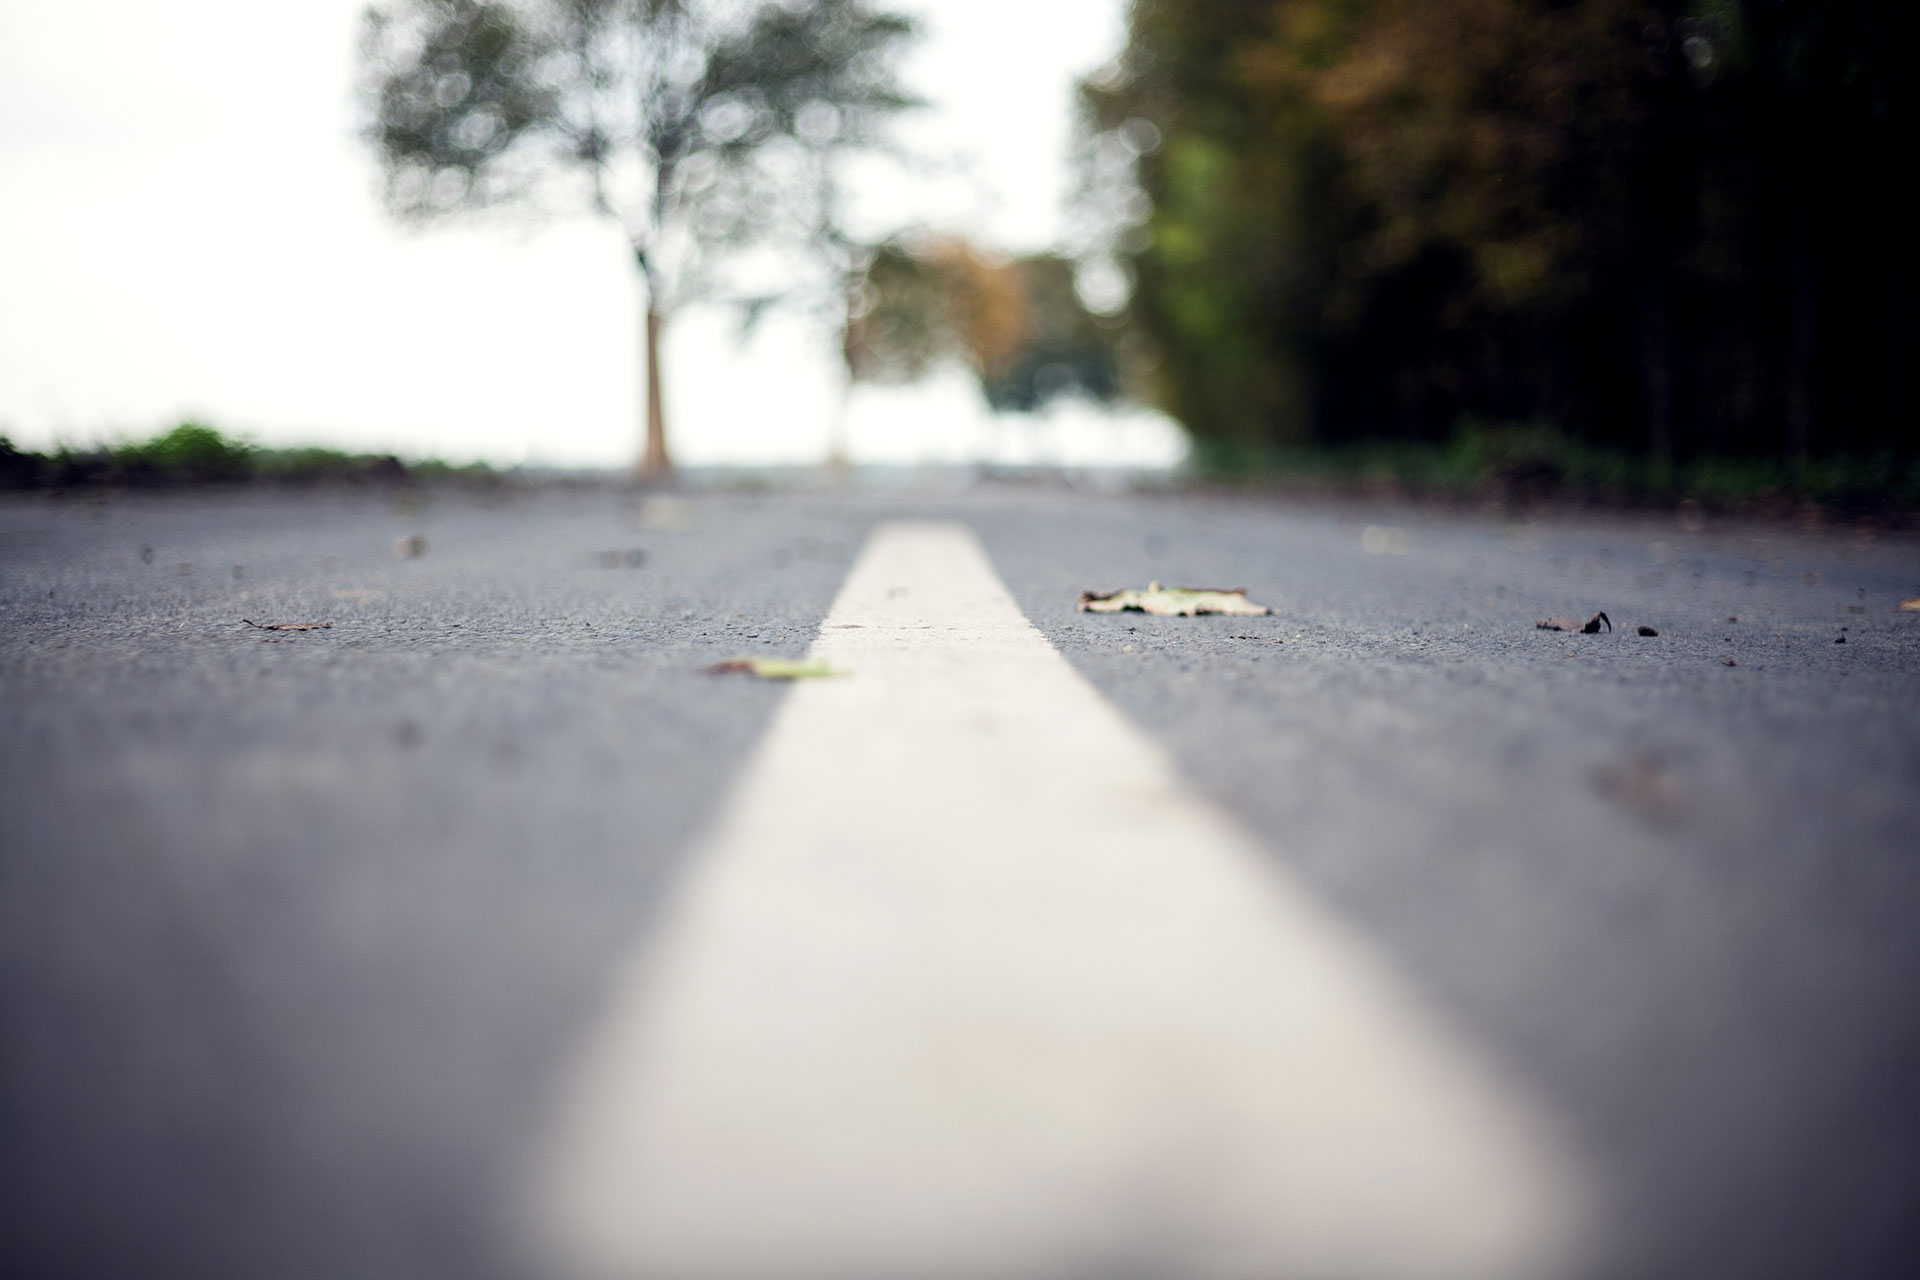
844 239 1122 412
1193 418 1920 512
111 422 255 483
981 255 1123 413
1085 0 1920 465
359 0 918 307
360 0 919 469
0 424 498 489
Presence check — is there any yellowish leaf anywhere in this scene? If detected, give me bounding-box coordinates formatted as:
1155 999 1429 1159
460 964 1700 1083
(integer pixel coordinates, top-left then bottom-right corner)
1078 582 1274 617
706 658 843 680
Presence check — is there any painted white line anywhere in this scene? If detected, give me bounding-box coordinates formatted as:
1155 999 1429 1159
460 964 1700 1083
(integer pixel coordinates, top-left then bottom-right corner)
528 521 1589 1280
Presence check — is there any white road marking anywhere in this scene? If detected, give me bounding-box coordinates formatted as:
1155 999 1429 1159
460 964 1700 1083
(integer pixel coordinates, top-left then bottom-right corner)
528 522 1590 1280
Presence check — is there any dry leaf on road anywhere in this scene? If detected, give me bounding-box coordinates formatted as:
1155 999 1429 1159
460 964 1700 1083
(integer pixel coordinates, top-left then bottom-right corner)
242 620 333 632
706 658 841 680
1079 582 1273 617
1900 597 1920 612
1536 611 1611 633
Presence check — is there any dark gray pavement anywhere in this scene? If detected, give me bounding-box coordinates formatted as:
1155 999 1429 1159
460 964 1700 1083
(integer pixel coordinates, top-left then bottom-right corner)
3 485 1917 1279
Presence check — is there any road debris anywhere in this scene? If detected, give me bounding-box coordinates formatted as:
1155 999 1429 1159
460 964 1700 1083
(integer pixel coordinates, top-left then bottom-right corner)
242 619 333 631
1723 658 1737 666
1079 583 1273 617
706 658 841 680
1536 611 1611 633
1834 634 1847 644
1637 625 1659 637
1900 598 1920 612
393 533 428 559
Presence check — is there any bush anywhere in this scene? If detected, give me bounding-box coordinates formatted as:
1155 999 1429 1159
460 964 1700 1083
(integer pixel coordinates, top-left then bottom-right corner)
0 436 45 489
1193 417 1920 514
110 422 255 484
0 423 500 491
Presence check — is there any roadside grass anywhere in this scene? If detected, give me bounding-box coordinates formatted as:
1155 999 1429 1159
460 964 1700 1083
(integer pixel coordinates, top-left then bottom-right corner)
0 423 500 490
1193 420 1920 518
6 417 1915 520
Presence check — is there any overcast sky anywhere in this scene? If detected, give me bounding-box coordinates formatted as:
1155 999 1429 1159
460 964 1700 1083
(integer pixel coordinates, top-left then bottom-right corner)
0 0 1184 469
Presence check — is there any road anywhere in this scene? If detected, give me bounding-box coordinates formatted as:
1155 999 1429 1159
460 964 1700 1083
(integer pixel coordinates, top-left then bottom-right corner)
2 483 1917 1279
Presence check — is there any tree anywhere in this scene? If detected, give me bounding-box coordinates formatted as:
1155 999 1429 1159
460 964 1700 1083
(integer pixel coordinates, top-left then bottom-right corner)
359 0 919 476
1085 0 1919 468
843 235 1124 417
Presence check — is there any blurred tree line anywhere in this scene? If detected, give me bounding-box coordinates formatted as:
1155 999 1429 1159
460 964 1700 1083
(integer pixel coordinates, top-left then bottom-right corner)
844 236 1123 412
1082 0 1917 468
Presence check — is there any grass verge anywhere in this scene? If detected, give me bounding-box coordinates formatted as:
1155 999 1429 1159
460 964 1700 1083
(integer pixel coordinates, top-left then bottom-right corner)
1192 420 1920 519
0 423 500 490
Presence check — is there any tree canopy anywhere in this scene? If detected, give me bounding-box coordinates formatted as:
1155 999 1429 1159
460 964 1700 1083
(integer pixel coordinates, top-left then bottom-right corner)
844 236 1125 413
360 0 920 472
1083 0 1918 466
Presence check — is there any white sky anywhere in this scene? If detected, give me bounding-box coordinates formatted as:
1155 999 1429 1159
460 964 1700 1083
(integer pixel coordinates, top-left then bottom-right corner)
0 0 1185 469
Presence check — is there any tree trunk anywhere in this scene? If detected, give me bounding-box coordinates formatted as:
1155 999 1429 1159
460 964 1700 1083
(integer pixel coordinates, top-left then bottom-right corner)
827 298 860 484
1883 259 1910 453
824 371 852 484
640 305 671 479
1786 205 1816 466
1642 283 1673 466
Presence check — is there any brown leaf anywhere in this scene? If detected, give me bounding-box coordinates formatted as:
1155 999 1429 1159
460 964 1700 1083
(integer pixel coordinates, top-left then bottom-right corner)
242 620 332 632
1079 582 1274 617
1536 611 1610 633
1900 597 1920 612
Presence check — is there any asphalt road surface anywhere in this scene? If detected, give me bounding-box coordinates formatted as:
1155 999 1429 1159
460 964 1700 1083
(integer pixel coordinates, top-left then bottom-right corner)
3 483 1917 1279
